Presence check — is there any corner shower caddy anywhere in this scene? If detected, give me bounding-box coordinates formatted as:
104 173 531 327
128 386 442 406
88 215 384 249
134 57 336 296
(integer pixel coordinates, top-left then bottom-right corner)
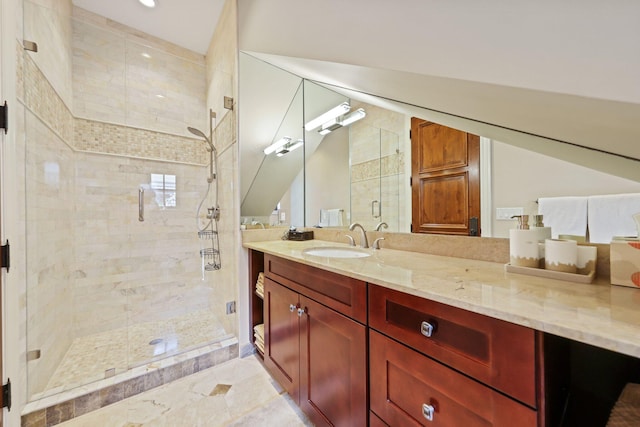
199 207 221 271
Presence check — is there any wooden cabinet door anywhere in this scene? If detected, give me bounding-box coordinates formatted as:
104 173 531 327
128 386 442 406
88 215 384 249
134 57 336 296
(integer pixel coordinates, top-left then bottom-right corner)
299 296 367 427
264 278 300 403
411 118 480 236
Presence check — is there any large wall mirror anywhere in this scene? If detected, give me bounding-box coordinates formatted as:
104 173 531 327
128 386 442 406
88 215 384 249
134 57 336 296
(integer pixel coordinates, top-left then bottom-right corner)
239 52 640 240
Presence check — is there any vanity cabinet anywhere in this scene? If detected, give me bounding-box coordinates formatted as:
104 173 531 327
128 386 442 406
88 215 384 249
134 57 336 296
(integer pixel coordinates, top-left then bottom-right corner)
369 284 539 426
263 254 368 426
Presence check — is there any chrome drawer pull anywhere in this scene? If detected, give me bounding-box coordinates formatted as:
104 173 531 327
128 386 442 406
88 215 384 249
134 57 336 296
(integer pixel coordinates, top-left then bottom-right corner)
422 403 435 421
289 304 296 312
421 321 434 337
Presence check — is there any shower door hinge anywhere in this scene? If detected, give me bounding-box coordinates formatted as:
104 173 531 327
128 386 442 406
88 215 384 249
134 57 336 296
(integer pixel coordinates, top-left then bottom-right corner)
0 101 7 134
2 378 11 410
223 96 234 110
1 240 9 272
23 40 38 52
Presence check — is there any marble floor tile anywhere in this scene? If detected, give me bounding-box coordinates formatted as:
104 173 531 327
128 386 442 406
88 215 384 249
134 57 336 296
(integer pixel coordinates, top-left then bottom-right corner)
58 355 313 427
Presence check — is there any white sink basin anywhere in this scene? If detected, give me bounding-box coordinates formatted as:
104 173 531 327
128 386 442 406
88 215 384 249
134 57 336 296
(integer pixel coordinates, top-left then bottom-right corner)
302 246 371 259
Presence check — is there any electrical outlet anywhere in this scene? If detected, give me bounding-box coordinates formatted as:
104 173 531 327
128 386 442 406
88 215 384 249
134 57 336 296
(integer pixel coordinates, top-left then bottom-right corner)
226 301 236 315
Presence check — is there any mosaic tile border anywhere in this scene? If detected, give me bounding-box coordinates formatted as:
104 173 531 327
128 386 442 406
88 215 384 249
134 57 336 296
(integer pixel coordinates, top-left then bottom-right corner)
74 118 208 165
351 152 405 183
21 339 239 427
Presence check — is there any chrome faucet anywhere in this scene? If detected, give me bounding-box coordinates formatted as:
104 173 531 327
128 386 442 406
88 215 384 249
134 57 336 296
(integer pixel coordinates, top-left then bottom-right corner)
348 223 369 248
372 237 385 250
375 222 388 231
344 234 356 247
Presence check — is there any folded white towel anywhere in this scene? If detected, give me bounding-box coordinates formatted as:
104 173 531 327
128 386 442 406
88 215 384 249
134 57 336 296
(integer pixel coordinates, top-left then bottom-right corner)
253 323 264 336
538 196 588 239
588 193 640 243
327 209 344 227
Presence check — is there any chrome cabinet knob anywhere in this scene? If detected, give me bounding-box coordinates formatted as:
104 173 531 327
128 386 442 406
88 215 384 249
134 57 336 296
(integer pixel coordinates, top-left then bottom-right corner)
289 304 296 312
421 321 434 337
297 307 306 317
422 403 435 421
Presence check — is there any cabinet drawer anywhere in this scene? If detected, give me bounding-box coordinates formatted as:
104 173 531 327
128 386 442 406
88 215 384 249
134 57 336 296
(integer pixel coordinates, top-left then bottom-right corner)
370 330 537 427
265 254 367 323
370 411 388 427
369 285 536 407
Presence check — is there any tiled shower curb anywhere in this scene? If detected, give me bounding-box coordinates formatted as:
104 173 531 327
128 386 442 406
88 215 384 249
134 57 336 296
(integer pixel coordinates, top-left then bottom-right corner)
21 342 239 427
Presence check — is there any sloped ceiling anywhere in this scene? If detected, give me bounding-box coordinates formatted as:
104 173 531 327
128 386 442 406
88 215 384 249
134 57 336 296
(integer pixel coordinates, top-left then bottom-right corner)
238 0 640 164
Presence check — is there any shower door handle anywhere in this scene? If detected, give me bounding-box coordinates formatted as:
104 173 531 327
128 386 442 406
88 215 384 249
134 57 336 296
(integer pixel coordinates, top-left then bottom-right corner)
138 188 144 222
371 200 381 218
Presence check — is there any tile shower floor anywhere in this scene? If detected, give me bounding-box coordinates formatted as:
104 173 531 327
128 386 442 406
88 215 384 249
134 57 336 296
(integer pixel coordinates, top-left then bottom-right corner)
58 355 313 426
37 311 233 399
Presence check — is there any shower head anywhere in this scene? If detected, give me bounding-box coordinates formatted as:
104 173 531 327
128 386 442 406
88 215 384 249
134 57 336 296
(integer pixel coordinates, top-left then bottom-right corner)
187 126 215 152
188 126 208 141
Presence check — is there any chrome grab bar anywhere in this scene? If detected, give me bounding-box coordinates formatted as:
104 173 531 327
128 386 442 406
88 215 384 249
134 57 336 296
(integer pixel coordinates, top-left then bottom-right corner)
138 187 144 222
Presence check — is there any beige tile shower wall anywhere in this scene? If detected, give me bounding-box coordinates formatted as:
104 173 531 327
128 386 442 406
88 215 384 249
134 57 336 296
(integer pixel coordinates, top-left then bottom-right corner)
204 0 239 338
349 101 406 232
24 110 75 396
205 0 237 126
72 6 208 138
73 153 216 338
23 0 74 109
20 30 76 397
71 18 126 125
208 114 239 337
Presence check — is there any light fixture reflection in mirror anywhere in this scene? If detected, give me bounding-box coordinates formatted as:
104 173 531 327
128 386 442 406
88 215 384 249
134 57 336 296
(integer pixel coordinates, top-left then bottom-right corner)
264 136 291 155
305 102 351 131
277 139 303 157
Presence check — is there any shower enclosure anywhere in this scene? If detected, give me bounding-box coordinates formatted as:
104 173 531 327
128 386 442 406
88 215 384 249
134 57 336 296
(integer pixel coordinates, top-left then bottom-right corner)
20 1 236 404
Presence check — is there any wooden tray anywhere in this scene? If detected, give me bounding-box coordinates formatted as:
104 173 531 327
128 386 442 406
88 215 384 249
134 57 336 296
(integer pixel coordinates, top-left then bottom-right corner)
504 263 596 284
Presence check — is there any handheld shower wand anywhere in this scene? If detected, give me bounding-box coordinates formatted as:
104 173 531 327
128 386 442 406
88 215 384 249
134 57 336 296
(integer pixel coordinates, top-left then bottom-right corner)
187 125 217 184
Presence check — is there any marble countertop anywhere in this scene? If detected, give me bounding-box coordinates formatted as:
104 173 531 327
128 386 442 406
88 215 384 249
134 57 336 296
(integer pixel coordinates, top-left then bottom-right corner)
244 239 640 359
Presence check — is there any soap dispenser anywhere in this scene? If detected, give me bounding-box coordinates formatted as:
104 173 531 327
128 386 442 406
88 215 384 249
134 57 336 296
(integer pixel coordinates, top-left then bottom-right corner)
509 215 541 268
531 214 552 267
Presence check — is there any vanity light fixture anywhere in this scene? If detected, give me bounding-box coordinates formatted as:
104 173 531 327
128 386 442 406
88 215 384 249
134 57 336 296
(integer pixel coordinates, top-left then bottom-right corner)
275 139 303 157
318 118 342 135
287 139 303 152
139 0 157 7
317 108 367 135
304 102 350 131
340 108 366 126
264 136 291 155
